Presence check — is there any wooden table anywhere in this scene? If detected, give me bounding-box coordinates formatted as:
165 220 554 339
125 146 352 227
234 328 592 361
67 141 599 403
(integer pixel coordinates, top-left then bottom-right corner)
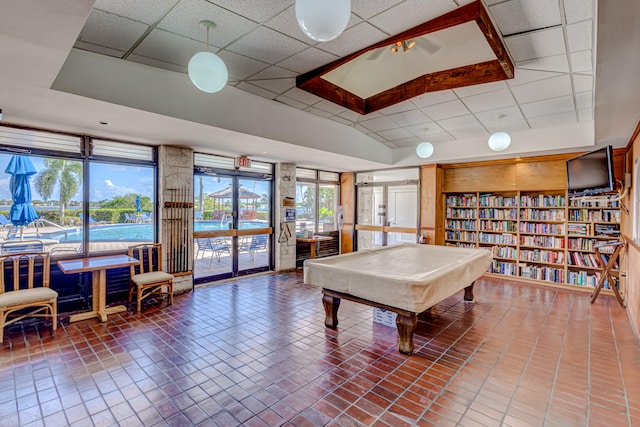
58 254 141 323
592 240 626 307
297 235 332 259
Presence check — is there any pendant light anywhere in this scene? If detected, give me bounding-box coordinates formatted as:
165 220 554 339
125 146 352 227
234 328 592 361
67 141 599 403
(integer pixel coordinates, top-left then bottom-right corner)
295 0 351 42
416 128 434 159
488 114 511 151
188 20 228 93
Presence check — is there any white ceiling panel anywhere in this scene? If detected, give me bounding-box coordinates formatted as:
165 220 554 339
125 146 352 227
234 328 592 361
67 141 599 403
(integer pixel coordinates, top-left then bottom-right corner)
475 106 529 132
570 50 593 73
74 41 125 58
422 100 470 121
489 0 561 36
280 87 324 106
575 90 593 110
572 74 593 92
351 0 404 20
77 9 149 52
247 66 297 80
511 74 573 104
461 89 516 113
236 82 277 99
93 0 178 25
306 107 333 119
410 90 458 108
133 29 201 67
453 81 508 98
388 109 431 127
438 114 484 132
127 54 186 73
449 127 489 139
378 100 419 115
208 0 290 23
360 116 399 132
516 54 571 73
564 0 594 24
507 69 563 86
528 111 577 128
567 20 592 52
227 26 308 64
274 95 308 110
263 6 316 44
318 22 388 58
405 122 447 137
377 127 413 141
158 0 257 46
424 133 456 143
314 100 348 115
217 50 270 81
504 27 566 62
520 95 575 118
277 47 338 74
578 107 593 122
392 137 422 148
248 77 296 95
368 0 457 35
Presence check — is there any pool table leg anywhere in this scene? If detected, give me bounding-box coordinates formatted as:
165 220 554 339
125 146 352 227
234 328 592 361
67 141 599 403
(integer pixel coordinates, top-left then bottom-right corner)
464 282 475 301
396 313 418 355
322 295 340 329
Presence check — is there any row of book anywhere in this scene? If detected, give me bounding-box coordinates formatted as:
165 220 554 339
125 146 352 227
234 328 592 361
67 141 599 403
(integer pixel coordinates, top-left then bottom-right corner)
520 235 565 248
479 195 518 207
519 222 565 235
490 246 517 259
445 195 477 207
520 249 565 264
444 242 477 249
445 219 476 230
519 265 565 282
568 237 599 251
566 271 614 289
568 209 621 222
568 199 619 208
520 194 565 207
479 220 517 232
567 223 588 236
520 209 565 221
479 232 517 245
445 208 476 219
478 208 518 219
568 252 601 268
445 230 476 242
490 260 518 275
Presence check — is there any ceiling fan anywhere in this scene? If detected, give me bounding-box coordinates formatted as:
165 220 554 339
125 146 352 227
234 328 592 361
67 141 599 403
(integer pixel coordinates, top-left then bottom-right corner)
366 37 441 61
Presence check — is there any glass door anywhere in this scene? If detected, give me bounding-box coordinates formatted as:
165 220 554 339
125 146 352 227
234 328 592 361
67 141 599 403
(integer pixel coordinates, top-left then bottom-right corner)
356 183 418 250
193 174 272 283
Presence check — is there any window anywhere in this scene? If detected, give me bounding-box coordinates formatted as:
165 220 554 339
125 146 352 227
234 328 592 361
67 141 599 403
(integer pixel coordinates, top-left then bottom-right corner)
295 168 339 235
0 125 157 256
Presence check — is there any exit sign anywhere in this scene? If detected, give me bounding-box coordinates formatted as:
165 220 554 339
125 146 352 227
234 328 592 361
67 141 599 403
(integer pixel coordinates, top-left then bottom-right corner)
237 157 251 168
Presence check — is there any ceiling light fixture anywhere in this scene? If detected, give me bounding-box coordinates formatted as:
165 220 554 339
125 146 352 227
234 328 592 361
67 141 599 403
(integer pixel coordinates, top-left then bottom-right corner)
416 128 434 159
390 40 416 54
488 114 511 151
295 0 351 42
188 20 228 93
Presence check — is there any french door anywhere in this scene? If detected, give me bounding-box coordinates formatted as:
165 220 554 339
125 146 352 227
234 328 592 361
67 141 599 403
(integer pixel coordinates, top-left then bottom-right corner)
355 182 419 250
193 173 272 283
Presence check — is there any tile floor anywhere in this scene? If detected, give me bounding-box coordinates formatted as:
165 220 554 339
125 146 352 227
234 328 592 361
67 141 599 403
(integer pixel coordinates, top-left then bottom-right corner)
1 272 639 426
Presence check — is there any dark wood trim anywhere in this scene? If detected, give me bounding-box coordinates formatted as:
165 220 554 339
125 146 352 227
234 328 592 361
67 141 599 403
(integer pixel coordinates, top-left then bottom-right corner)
625 120 640 152
295 0 513 115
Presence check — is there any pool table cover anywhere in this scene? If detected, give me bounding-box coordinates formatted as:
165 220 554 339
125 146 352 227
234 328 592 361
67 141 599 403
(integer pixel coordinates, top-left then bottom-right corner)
304 243 492 313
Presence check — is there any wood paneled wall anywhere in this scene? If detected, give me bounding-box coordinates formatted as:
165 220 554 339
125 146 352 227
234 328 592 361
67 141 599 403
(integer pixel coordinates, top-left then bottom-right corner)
420 165 443 245
339 172 355 253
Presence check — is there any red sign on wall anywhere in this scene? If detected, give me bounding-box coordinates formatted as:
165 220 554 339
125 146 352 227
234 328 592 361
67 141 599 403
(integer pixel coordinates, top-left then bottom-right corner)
237 157 251 168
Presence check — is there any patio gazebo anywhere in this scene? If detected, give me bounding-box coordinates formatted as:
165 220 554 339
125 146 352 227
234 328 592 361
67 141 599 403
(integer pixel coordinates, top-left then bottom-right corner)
209 185 260 220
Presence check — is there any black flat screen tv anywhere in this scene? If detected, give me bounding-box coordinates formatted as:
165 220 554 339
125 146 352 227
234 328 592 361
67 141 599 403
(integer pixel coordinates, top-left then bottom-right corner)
566 145 615 197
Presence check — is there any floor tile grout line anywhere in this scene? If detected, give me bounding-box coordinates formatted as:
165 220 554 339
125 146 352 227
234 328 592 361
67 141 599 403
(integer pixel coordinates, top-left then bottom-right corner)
605 296 633 427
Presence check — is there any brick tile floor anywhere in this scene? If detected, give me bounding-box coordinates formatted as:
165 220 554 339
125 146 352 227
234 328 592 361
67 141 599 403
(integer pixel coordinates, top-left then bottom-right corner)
1 272 639 426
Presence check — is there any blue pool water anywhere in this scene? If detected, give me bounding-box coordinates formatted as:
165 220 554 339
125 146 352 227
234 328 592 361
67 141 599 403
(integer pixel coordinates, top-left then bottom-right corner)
40 221 266 242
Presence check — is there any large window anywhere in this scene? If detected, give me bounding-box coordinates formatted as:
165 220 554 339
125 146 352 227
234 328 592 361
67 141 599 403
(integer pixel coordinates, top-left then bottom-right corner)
296 168 339 234
0 125 156 256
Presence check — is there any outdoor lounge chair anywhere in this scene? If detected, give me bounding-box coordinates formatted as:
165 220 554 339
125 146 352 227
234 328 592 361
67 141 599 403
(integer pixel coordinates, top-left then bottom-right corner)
248 234 269 262
0 214 11 229
195 238 230 268
0 252 57 343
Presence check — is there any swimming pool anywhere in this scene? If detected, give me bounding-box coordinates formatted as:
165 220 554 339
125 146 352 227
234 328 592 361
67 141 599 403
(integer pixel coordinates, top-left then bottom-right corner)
41 220 267 242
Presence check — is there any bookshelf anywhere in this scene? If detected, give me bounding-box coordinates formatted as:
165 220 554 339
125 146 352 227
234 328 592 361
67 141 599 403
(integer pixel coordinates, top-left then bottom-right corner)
443 190 621 291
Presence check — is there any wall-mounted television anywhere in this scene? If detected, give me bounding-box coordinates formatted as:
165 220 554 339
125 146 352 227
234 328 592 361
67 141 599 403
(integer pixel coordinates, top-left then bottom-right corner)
566 145 615 197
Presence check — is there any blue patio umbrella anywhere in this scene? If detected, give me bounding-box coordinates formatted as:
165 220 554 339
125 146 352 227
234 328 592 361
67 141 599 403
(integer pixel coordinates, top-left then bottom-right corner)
136 195 141 213
5 155 38 239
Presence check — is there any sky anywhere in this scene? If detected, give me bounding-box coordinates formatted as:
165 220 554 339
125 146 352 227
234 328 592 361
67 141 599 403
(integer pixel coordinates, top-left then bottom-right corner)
0 154 154 203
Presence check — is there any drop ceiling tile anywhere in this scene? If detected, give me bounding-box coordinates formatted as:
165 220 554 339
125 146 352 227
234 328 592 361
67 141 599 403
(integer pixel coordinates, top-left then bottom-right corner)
388 110 431 127
516 54 570 73
438 114 483 132
392 136 422 148
74 41 125 58
570 50 593 73
236 82 277 99
306 107 333 119
368 0 457 35
360 116 399 132
281 87 324 106
369 133 390 143
461 89 516 113
264 6 316 44
507 69 563 86
511 74 572 105
133 28 202 67
128 54 186 73
411 90 457 108
330 116 353 126
575 90 592 110
489 0 561 36
377 127 413 141
475 106 529 133
276 47 338 74
227 26 309 64
578 107 593 122
244 77 294 94
520 95 575 118
351 0 404 19
314 100 348 115
564 0 593 24
422 100 470 121
405 122 446 138
77 9 149 52
274 95 308 110
378 100 419 115
567 20 592 52
449 127 489 139
158 0 257 47
572 74 593 92
384 141 399 148
528 111 577 128
93 0 178 25
318 22 387 57
247 66 297 80
425 132 455 143
207 0 290 23
504 27 566 62
337 109 362 122
453 81 507 98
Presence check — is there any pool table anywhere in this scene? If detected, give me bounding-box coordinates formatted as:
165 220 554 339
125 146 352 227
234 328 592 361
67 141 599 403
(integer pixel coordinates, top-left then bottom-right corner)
304 243 492 355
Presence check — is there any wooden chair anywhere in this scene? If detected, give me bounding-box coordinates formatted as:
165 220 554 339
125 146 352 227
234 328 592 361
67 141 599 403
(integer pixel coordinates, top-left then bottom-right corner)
128 243 174 312
0 252 56 343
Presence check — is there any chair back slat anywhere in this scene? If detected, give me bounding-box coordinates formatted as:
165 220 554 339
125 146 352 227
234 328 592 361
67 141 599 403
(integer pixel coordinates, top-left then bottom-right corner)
0 252 51 294
128 243 163 274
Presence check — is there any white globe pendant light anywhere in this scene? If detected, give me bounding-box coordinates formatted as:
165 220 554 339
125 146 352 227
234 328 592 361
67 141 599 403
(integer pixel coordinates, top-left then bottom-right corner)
416 142 434 159
295 0 351 42
188 21 228 93
488 131 511 151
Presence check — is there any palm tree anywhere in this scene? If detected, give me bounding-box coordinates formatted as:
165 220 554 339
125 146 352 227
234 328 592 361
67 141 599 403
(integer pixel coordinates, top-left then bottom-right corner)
34 159 82 220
